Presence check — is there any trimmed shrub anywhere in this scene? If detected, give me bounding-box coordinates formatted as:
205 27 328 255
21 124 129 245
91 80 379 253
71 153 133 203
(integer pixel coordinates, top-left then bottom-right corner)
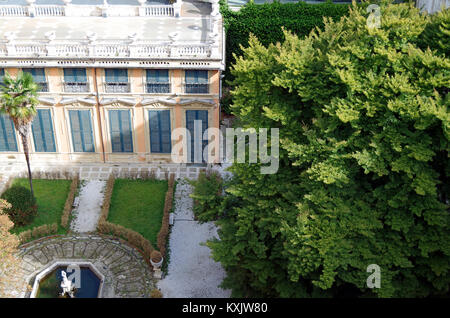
1 185 37 226
150 289 163 298
18 223 58 244
99 174 115 224
189 171 223 223
97 220 155 260
156 174 175 257
18 230 32 244
61 175 79 229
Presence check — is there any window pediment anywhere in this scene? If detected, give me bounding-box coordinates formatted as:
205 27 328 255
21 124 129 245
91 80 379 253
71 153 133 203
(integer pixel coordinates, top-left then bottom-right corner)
60 97 96 106
100 98 136 107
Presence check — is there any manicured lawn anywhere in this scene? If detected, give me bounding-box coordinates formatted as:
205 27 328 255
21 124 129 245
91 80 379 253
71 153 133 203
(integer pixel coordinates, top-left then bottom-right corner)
108 179 168 246
10 178 71 234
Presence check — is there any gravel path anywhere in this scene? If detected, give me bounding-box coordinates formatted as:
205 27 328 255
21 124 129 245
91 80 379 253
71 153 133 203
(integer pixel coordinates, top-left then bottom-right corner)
70 180 106 233
157 179 231 298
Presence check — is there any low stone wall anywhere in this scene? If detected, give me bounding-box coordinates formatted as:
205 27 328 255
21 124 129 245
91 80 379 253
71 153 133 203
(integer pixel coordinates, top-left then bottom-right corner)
0 163 207 181
15 234 155 298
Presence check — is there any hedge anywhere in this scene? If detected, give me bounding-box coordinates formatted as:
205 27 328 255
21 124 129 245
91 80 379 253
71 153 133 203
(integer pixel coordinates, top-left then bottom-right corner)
156 174 175 257
220 0 350 81
60 175 79 229
98 174 115 224
18 223 58 244
97 220 155 260
97 173 176 261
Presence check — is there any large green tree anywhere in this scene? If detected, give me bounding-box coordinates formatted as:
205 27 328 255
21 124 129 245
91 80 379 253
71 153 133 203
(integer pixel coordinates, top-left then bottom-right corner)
209 1 449 297
0 72 39 197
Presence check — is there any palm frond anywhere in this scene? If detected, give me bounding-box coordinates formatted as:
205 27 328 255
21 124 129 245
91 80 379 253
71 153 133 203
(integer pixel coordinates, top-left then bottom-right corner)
0 71 38 124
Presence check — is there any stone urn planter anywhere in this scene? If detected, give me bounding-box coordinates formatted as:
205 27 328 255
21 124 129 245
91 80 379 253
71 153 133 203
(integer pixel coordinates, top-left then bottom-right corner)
150 251 163 279
150 251 163 269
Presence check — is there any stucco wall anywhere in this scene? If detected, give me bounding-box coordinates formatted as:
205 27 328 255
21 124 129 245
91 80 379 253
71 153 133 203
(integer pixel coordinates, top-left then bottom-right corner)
0 67 221 164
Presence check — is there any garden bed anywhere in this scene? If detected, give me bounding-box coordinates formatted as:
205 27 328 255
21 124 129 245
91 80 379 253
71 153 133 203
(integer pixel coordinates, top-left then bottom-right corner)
107 179 168 247
10 178 72 235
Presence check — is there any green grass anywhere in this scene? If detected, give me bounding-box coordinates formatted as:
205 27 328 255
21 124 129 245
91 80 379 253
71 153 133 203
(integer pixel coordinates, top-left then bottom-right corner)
108 179 168 246
10 178 71 234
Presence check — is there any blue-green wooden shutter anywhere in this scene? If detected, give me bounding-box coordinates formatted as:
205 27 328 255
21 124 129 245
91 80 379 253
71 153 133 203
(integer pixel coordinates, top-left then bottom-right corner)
149 111 161 152
109 110 122 152
23 68 45 82
147 70 168 83
185 70 196 84
80 110 94 152
0 69 4 87
186 110 208 163
117 69 128 82
105 69 114 83
32 109 56 152
109 110 133 153
185 70 208 84
64 68 75 82
0 115 18 152
69 110 94 153
197 70 208 84
105 69 128 83
160 110 171 153
69 110 82 152
120 111 133 152
64 68 87 83
149 110 171 153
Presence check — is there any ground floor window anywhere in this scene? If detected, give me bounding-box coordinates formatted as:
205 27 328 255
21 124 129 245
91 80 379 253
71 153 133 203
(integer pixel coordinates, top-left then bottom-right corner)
68 110 95 153
148 110 171 154
0 114 18 152
109 109 133 153
32 109 56 152
186 110 208 163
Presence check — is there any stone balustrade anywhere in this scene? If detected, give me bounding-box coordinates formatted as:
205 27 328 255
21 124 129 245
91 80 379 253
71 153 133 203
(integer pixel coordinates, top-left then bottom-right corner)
0 4 175 17
0 41 219 59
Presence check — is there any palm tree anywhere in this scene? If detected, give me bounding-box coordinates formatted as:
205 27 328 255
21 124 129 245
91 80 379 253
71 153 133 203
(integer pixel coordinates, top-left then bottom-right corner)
0 72 39 197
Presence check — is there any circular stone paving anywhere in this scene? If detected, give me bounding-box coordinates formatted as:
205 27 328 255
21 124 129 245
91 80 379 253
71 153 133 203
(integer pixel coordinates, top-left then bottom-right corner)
6 235 155 298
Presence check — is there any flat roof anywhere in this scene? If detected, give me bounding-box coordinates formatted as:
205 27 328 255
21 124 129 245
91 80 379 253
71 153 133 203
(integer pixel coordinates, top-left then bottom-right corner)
0 16 211 43
0 1 215 43
0 0 166 5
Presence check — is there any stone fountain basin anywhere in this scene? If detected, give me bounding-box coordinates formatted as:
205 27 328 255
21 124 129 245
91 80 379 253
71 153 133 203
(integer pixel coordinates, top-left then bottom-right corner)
30 261 105 298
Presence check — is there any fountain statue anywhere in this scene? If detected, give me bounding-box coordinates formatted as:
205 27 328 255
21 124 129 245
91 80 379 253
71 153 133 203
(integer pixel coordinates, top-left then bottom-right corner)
60 271 76 298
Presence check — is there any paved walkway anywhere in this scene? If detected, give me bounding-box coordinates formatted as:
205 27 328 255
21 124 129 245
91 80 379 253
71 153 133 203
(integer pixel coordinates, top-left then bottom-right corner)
1 235 155 298
70 180 106 233
0 162 206 180
0 162 208 195
157 179 231 298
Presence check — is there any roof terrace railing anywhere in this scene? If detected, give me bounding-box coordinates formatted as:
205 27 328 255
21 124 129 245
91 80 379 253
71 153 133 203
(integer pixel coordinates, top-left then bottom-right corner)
0 4 176 17
0 41 219 59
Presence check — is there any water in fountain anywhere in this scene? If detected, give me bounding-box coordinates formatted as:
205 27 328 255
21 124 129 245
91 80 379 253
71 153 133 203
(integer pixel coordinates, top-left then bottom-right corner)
36 266 101 298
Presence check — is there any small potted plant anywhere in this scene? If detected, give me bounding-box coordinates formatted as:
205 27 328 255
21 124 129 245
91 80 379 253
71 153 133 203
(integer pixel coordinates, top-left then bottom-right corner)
150 250 163 269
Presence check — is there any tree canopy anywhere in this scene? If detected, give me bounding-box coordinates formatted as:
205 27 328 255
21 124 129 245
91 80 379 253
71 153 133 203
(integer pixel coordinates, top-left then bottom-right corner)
209 1 450 297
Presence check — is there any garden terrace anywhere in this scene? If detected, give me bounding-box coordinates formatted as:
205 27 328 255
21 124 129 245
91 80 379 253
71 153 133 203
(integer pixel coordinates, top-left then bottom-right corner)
107 179 168 246
10 178 71 235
